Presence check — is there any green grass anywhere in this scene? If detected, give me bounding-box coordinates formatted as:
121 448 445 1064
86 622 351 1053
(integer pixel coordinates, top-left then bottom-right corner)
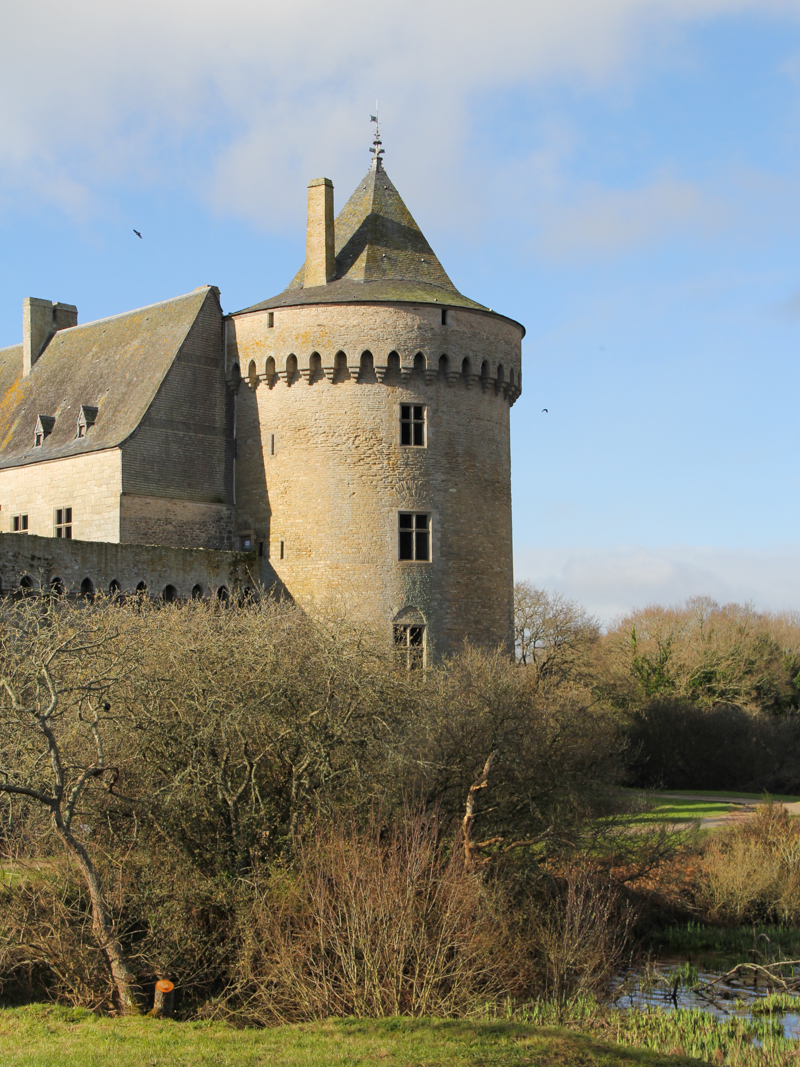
651 790 800 803
617 798 738 827
0 1005 705 1067
650 920 800 960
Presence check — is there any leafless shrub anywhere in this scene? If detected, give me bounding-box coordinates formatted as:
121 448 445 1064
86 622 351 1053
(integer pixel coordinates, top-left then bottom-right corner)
0 855 114 1009
699 803 800 924
218 813 531 1023
530 860 637 1014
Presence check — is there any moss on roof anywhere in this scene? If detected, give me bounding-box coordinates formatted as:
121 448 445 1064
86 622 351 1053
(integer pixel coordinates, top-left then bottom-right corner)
236 164 490 315
0 288 215 470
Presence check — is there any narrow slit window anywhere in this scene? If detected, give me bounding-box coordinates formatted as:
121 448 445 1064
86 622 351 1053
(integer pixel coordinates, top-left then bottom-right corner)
270 433 275 455
54 507 73 539
280 540 285 559
398 512 430 561
441 308 448 325
400 404 426 447
12 514 28 533
268 312 274 328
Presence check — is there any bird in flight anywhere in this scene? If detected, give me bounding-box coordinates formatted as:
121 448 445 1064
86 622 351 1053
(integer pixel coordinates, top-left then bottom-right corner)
133 229 142 239
542 408 548 413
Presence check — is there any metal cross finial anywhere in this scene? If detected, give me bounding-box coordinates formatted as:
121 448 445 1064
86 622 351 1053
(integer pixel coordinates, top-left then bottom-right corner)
369 103 384 170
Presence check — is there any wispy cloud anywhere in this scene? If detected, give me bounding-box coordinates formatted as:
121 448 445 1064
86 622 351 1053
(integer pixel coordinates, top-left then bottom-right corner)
2 0 798 225
537 174 727 259
515 543 800 625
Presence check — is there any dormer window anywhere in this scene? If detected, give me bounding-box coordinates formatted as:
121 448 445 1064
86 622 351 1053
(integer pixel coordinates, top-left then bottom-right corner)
77 405 98 439
34 415 55 447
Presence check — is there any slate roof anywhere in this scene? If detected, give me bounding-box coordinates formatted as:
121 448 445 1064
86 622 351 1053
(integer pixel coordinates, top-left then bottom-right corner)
236 164 490 315
0 288 214 470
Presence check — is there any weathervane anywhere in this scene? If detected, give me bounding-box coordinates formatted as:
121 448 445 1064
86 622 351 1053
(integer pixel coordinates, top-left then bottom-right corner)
369 103 384 170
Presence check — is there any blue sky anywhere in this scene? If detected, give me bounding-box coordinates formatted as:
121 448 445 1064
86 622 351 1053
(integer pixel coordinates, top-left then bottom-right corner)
2 0 800 621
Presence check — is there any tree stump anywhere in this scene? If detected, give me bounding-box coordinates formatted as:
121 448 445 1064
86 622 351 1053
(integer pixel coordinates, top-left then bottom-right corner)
152 978 174 1018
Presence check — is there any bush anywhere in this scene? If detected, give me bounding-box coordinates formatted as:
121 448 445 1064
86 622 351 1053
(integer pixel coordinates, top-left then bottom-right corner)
699 803 800 923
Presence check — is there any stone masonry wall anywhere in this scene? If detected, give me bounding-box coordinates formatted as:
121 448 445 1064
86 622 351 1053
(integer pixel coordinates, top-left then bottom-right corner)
122 290 235 516
229 302 522 655
0 448 122 541
0 532 257 600
120 494 235 550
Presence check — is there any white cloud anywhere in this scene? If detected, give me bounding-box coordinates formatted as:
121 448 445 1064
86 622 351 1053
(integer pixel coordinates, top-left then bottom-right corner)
2 0 799 224
537 174 727 259
514 543 800 625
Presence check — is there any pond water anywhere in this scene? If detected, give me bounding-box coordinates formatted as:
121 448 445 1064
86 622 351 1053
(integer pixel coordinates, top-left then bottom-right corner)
613 956 800 1040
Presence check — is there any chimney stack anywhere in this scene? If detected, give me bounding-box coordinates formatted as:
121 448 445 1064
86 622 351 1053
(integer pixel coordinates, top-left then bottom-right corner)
22 298 77 377
304 178 334 288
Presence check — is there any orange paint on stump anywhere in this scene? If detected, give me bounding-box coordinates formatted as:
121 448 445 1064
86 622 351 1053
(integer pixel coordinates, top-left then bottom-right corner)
155 979 174 993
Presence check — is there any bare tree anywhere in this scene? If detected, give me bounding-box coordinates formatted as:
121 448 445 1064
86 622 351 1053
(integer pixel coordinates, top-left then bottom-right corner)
513 582 599 680
0 594 141 1012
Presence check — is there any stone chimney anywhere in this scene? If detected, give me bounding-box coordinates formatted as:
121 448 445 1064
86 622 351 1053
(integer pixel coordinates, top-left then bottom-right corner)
304 178 334 288
22 298 78 377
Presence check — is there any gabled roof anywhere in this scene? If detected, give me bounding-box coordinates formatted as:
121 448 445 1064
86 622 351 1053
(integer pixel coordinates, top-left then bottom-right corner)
235 164 490 315
0 287 216 470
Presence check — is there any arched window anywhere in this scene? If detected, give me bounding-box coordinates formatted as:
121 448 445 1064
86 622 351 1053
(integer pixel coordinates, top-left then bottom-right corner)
393 607 426 669
286 354 299 385
50 576 65 597
461 356 471 380
480 360 489 383
309 352 323 384
438 354 449 379
248 360 258 389
217 585 230 604
191 584 203 600
265 356 276 385
135 581 148 597
229 363 241 388
109 579 121 599
496 364 505 390
509 367 516 388
358 351 376 383
332 351 350 383
162 584 178 603
80 578 95 602
413 352 426 376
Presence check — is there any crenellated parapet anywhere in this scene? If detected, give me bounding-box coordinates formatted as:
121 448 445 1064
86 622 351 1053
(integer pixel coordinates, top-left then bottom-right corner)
238 348 521 404
226 300 524 406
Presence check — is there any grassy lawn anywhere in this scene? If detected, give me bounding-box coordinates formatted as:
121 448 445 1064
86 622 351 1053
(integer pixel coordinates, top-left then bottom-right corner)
0 1005 705 1067
655 790 800 803
620 798 737 826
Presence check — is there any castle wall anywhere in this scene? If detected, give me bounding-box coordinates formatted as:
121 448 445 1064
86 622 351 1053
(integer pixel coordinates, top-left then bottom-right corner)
0 448 122 540
120 495 236 550
229 302 521 654
0 532 257 600
121 289 235 546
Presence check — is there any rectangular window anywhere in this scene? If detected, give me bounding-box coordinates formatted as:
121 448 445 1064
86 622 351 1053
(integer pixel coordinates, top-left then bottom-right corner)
400 404 426 447
399 512 430 561
12 514 28 533
280 540 285 559
77 424 86 438
34 432 43 447
54 507 73 539
394 624 425 669
441 308 448 325
268 312 274 328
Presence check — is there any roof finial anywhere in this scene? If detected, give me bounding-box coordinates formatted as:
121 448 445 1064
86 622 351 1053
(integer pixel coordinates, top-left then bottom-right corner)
369 102 384 170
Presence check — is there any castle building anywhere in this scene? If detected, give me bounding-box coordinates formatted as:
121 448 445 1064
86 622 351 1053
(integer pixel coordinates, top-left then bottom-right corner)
0 137 524 656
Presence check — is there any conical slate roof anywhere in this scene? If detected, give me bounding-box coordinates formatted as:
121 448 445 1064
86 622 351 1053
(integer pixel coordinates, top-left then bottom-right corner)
235 163 489 314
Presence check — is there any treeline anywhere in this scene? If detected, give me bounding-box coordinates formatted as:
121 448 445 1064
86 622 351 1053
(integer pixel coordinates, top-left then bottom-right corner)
0 593 642 1018
515 583 800 792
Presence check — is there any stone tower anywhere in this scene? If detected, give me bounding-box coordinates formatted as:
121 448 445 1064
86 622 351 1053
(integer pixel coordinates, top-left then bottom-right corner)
227 141 524 657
